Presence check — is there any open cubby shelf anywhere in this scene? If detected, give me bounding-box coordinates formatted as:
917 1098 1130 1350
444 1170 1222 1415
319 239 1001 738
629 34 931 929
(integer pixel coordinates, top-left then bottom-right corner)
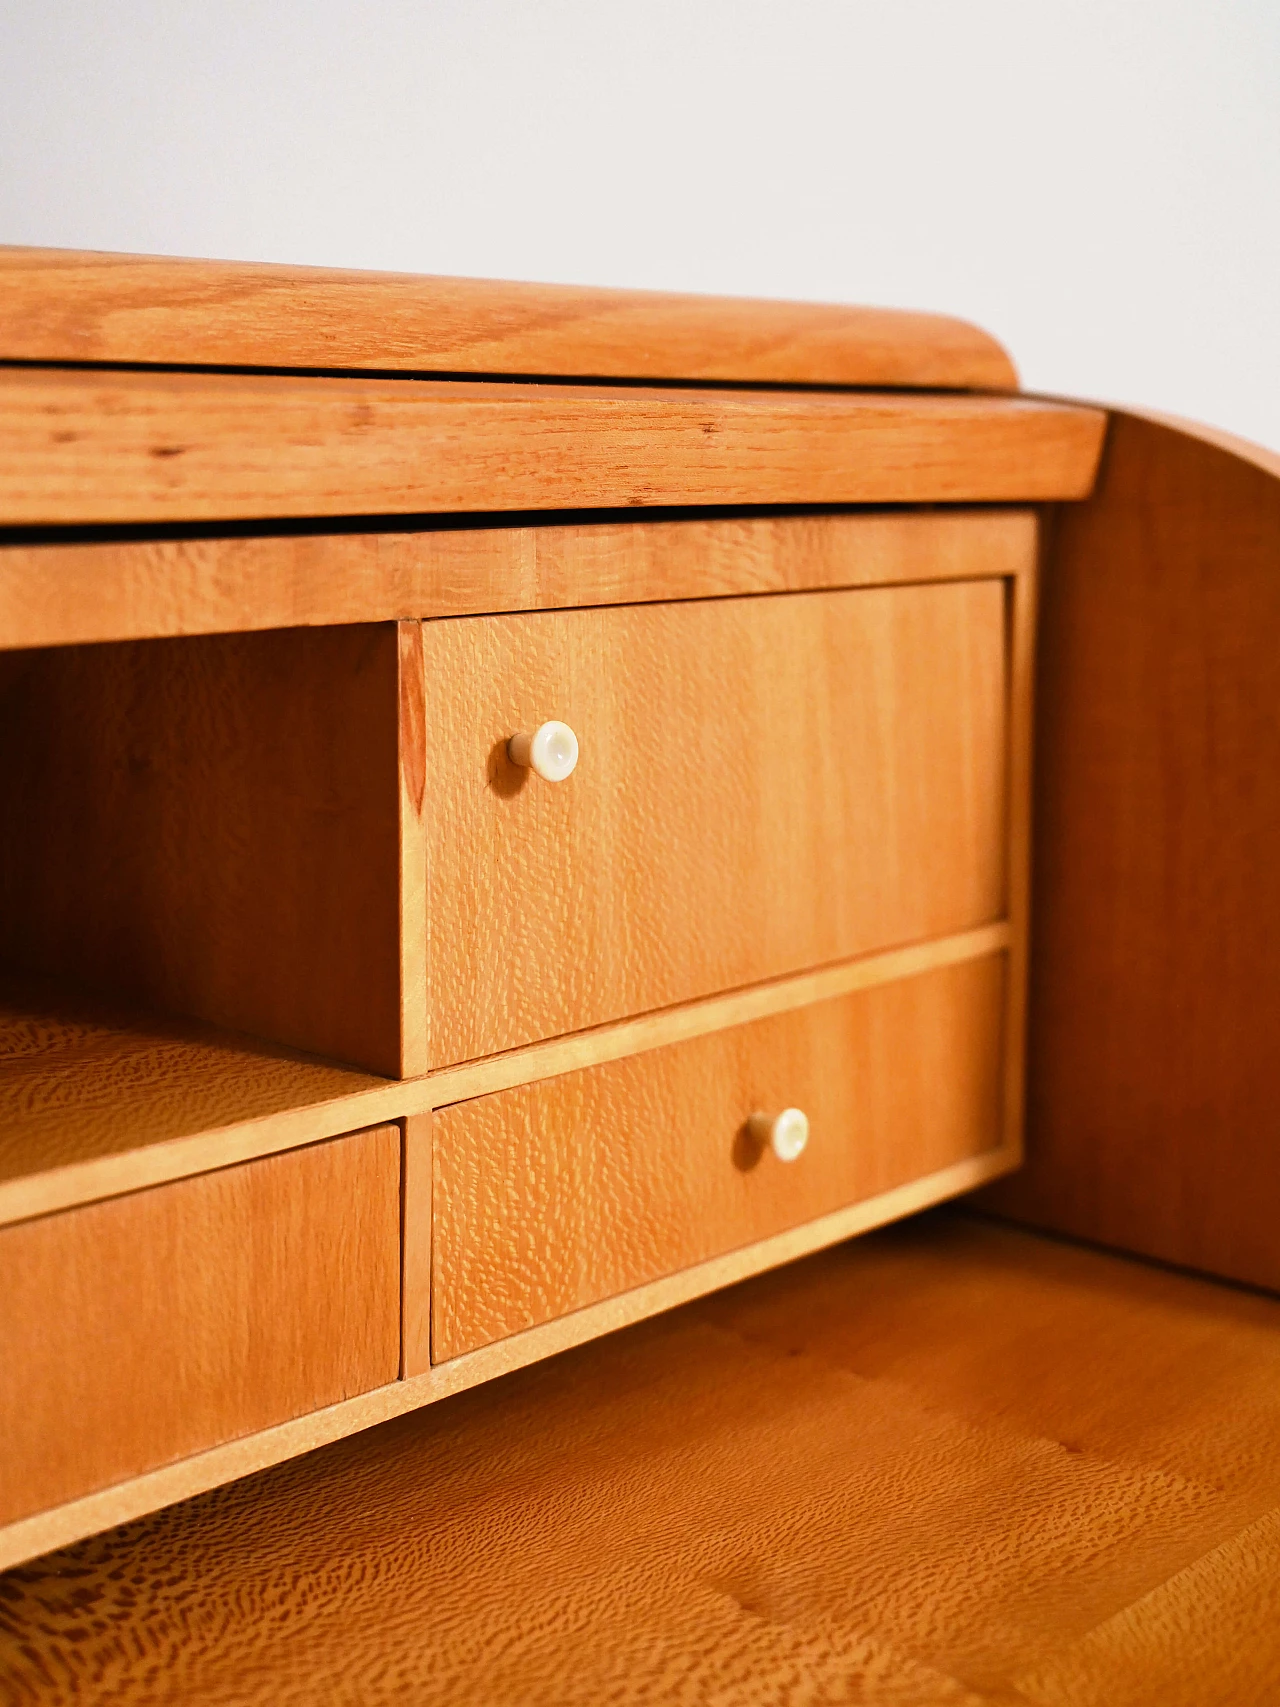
0 976 392 1227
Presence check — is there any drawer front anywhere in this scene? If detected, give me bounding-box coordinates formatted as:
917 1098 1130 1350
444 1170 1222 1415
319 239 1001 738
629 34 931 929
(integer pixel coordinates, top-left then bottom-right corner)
432 953 1005 1361
423 580 1008 1067
0 1127 401 1526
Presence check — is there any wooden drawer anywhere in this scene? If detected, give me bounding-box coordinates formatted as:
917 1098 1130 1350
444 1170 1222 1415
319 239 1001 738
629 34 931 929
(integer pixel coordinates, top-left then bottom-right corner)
431 953 1005 1361
0 1127 401 1526
423 580 1009 1067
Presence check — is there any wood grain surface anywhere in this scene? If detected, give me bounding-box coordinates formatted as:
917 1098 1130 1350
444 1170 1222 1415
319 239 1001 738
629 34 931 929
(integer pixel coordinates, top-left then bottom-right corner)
0 508 1034 653
432 954 1006 1360
4 1213 1279 1704
982 409 1280 1291
0 927 1004 1232
397 622 429 1077
0 246 1019 389
1000 546 1038 1164
0 1148 1011 1574
0 1126 400 1528
0 624 405 1075
424 579 1012 1064
401 1111 432 1378
0 979 392 1227
0 368 1105 524
425 921 1012 1111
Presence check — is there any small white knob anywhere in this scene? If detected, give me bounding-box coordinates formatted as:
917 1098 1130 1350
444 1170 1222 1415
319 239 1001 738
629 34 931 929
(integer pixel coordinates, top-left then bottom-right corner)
507 721 579 783
748 1107 809 1163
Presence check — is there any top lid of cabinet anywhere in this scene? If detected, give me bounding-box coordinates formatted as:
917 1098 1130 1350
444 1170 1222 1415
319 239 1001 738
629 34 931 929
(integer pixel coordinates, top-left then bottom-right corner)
1 247 1018 391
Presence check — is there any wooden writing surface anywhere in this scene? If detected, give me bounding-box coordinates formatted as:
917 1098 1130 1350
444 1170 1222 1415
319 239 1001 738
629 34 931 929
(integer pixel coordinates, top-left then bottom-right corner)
0 1126 401 1527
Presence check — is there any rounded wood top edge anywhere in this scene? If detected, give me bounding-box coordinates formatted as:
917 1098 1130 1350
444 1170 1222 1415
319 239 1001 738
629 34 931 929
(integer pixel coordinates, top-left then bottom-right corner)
0 245 1020 392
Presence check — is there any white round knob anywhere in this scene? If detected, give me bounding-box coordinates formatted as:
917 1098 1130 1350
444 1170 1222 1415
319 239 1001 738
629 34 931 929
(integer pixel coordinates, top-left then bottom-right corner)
748 1107 810 1163
507 721 579 783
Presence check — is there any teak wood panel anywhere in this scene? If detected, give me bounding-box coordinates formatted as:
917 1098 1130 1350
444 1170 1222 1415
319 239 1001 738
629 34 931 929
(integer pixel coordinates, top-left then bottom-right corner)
0 509 1035 653
423 579 1010 1066
0 368 1105 524
430 953 1006 1362
0 1126 400 1528
7 1215 1280 1705
982 409 1280 1292
0 247 1019 388
0 623 421 1077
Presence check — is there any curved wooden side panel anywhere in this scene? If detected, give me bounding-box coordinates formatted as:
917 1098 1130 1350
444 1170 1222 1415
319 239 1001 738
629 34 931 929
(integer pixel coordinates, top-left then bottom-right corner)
981 409 1280 1291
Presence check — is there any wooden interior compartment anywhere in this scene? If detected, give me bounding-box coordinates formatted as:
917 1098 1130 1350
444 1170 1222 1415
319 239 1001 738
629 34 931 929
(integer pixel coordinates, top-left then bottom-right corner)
430 951 1007 1362
0 1125 402 1528
0 621 423 1078
423 576 1012 1067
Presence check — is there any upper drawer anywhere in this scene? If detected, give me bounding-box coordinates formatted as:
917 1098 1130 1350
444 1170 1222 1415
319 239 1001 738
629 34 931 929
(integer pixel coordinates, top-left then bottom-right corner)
423 580 1009 1066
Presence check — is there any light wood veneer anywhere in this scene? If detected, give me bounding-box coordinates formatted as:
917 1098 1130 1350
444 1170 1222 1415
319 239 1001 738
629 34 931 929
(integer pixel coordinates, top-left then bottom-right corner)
0 925 1008 1234
6 1214 1279 1705
0 507 1034 653
981 408 1280 1292
0 502 1036 1566
0 249 1116 1596
0 368 1103 523
2 245 1276 1680
0 1126 401 1527
424 578 1009 1065
0 979 390 1227
0 246 1019 386
430 953 1007 1363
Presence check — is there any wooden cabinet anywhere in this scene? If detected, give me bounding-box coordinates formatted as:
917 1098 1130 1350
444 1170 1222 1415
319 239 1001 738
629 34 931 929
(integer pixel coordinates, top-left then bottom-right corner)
422 580 1009 1066
0 250 1120 1572
0 1127 401 1527
430 953 1006 1360
3 253 1277 1687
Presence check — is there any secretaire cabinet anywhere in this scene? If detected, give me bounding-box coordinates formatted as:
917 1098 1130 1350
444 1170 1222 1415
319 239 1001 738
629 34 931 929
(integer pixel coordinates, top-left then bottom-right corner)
9 245 1276 1574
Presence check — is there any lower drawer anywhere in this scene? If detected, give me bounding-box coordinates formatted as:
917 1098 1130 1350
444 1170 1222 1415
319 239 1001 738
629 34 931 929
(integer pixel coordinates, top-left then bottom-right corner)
432 954 1006 1362
0 1126 402 1526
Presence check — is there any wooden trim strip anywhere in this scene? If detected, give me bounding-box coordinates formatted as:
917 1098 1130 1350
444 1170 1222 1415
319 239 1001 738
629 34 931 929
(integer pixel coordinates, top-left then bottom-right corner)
428 922 1012 1108
1000 557 1038 1163
979 407 1280 1292
0 924 1009 1230
397 620 430 1078
0 509 1036 653
0 1143 1015 1573
0 247 1019 390
0 1090 410 1233
0 369 1105 525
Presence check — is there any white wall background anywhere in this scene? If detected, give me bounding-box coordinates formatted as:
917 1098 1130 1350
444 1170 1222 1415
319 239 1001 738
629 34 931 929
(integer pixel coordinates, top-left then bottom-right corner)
3 1 1277 447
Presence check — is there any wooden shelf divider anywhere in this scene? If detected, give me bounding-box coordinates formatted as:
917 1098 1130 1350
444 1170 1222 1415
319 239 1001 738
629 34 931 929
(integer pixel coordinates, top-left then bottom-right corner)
0 980 399 1228
0 922 1010 1229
